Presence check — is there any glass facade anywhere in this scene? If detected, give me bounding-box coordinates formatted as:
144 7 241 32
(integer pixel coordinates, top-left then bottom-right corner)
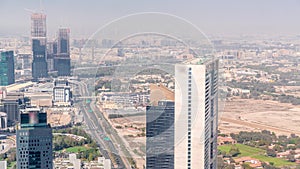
146 101 174 169
0 51 15 86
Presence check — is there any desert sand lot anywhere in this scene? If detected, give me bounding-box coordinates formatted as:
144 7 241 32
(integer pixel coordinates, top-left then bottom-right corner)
219 98 300 136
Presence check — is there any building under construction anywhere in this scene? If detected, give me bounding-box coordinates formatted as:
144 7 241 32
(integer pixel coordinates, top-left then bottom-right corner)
54 28 71 76
31 13 48 80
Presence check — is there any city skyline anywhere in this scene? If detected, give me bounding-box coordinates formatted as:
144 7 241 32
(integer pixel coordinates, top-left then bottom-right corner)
0 1 300 37
2 1 300 169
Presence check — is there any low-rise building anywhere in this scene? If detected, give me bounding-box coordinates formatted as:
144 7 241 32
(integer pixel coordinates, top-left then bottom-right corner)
0 161 7 169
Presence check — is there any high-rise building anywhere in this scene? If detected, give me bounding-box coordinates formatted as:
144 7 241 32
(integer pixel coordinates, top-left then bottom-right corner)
174 59 218 169
146 100 174 169
16 107 53 169
0 51 15 86
31 13 48 80
54 28 71 76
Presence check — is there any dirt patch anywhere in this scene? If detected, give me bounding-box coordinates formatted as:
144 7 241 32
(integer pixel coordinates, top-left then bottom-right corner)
220 98 300 136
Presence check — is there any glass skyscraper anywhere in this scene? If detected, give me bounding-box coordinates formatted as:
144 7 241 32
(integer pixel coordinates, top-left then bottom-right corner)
146 100 174 169
54 28 71 76
0 50 15 86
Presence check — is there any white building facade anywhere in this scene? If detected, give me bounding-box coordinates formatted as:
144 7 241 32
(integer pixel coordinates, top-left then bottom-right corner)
175 59 218 169
53 79 72 106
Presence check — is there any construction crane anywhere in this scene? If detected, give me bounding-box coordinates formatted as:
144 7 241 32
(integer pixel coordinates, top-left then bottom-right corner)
24 0 44 14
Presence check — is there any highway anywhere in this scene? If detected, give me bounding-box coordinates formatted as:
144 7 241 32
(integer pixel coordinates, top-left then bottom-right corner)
70 79 132 169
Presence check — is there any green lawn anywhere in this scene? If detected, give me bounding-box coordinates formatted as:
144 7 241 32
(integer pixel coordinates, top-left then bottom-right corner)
218 144 294 167
65 146 90 153
253 155 295 167
219 143 264 156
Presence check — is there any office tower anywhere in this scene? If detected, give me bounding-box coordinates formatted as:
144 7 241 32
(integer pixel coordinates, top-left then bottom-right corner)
0 51 15 86
16 107 53 169
174 59 218 169
31 13 48 80
53 79 72 106
54 28 71 76
146 100 174 169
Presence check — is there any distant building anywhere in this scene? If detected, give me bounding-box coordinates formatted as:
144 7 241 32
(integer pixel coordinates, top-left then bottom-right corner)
16 107 53 169
0 112 7 130
46 42 57 72
53 79 72 106
104 159 111 169
174 59 219 169
54 28 71 76
101 39 114 48
1 92 25 126
0 51 15 86
234 157 262 168
0 87 7 99
217 136 237 145
0 160 7 169
98 157 112 169
146 100 174 169
18 54 32 77
18 54 31 70
31 13 48 80
69 154 81 169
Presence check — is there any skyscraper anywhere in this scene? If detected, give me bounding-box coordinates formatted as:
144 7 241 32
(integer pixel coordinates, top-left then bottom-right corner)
0 51 15 86
174 59 218 169
16 107 53 169
31 13 48 80
146 100 174 169
54 28 71 76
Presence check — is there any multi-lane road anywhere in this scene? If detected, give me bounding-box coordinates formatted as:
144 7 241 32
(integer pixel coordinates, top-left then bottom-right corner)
70 79 133 169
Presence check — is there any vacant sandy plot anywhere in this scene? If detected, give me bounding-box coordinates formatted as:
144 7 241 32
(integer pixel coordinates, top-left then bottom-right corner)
47 111 72 127
220 98 300 136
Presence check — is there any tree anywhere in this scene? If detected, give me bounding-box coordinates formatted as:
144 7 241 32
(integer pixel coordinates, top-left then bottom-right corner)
242 163 254 169
287 154 296 162
273 144 283 152
266 149 277 157
88 153 94 161
229 146 240 157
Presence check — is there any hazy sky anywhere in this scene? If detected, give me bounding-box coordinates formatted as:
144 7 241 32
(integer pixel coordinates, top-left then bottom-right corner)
1 0 300 38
